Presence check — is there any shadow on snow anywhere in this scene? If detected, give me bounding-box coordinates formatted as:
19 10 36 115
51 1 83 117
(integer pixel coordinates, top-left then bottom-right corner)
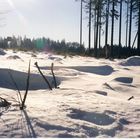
0 68 60 90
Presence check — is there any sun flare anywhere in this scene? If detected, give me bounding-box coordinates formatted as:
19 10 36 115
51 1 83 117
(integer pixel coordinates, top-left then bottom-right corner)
6 0 28 27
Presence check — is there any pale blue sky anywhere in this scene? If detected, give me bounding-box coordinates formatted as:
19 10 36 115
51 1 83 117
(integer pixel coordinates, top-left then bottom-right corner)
0 0 88 45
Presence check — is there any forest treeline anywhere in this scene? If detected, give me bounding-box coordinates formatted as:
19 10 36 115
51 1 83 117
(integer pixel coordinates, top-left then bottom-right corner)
0 36 85 55
76 0 140 58
0 36 139 58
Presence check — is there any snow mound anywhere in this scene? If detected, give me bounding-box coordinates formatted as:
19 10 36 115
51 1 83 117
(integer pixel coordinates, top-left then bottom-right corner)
0 49 6 55
48 55 63 61
7 55 22 60
119 56 140 66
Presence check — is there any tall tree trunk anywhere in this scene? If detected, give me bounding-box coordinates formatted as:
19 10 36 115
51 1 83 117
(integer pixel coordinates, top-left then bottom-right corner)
110 0 115 58
105 0 110 58
137 0 140 55
95 4 100 57
128 0 133 55
118 0 122 58
80 0 83 47
105 0 109 46
125 0 129 48
88 0 92 53
94 9 97 51
99 15 101 50
98 5 102 57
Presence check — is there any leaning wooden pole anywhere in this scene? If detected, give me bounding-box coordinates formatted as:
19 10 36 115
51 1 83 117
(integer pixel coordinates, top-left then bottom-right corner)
20 60 31 110
35 62 52 90
51 63 57 88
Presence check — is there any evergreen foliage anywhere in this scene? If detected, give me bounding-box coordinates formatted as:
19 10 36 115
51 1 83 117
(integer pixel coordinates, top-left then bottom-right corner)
0 36 139 58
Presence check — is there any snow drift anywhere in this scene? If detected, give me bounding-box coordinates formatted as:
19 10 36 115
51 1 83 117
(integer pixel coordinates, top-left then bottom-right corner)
0 49 6 55
119 56 140 66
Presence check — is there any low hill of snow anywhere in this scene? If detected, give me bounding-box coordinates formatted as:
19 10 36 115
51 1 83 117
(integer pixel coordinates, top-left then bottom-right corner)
0 49 6 55
119 56 140 66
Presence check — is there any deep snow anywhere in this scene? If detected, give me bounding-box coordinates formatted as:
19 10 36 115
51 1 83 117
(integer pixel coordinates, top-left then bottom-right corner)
0 49 140 138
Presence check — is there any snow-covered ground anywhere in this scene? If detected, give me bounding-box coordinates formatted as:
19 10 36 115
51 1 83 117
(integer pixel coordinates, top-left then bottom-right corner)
0 49 140 138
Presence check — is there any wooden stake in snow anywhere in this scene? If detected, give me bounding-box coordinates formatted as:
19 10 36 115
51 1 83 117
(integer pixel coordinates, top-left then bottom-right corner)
128 96 134 101
34 62 52 90
20 60 31 110
51 63 57 88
